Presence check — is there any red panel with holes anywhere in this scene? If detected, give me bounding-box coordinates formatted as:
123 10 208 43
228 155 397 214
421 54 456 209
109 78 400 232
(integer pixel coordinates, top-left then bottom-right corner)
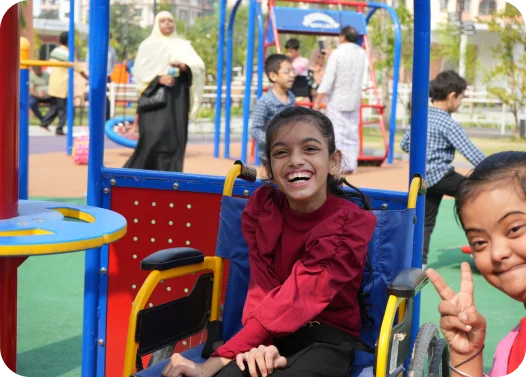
105 186 225 377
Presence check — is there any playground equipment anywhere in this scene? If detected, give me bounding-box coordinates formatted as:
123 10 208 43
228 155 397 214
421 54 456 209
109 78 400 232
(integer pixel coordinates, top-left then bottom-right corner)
214 0 401 167
76 0 430 374
9 0 431 374
105 116 138 148
0 9 127 374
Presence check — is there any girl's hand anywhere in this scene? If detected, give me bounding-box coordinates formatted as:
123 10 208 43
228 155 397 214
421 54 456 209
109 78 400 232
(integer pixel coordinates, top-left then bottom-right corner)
235 345 287 377
161 354 205 377
170 61 187 71
159 75 175 86
426 262 486 357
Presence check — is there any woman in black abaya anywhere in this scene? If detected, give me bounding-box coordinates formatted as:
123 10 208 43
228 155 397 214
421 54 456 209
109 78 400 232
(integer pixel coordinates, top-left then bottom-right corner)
124 11 205 172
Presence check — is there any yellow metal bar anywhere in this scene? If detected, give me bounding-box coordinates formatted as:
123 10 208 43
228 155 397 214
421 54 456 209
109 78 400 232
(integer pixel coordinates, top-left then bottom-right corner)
20 60 76 68
407 176 422 209
223 164 242 197
123 257 223 377
210 257 224 321
398 300 407 323
20 38 30 69
376 295 403 377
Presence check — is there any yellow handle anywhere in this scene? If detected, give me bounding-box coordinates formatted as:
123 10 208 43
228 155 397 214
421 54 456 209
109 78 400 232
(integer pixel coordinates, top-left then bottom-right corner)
20 60 76 69
407 175 426 209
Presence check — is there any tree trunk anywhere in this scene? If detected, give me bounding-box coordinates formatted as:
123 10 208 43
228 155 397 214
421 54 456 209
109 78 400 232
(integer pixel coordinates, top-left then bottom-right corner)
513 110 520 137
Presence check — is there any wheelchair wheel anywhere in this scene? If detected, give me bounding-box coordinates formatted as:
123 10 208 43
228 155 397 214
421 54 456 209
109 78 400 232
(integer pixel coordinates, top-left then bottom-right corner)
408 322 443 377
428 338 450 377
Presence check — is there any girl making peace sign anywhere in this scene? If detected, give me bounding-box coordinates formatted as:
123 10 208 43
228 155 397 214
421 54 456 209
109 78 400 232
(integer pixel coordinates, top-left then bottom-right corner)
427 151 526 377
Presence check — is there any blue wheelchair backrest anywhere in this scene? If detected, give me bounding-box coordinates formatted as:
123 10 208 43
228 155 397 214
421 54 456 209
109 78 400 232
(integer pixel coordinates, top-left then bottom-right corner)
216 195 415 368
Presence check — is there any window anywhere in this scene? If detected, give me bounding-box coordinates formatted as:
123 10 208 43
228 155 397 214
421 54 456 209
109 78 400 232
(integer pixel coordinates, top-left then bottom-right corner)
179 9 189 21
135 8 143 17
479 0 497 15
440 0 447 11
458 0 471 12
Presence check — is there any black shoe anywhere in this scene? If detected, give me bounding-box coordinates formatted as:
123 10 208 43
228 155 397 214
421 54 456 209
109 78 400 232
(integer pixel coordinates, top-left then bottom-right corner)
55 128 65 136
40 124 50 132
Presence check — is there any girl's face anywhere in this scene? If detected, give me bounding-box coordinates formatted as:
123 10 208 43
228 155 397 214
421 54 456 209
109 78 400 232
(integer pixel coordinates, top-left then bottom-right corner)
159 17 174 36
268 121 341 214
462 184 526 302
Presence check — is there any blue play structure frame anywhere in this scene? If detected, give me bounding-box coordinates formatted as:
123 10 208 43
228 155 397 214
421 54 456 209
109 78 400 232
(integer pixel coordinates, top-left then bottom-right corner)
212 0 402 165
16 0 429 374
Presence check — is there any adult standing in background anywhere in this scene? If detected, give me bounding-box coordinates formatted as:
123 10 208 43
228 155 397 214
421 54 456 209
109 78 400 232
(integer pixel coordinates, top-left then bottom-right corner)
313 26 367 174
41 31 89 135
124 11 205 172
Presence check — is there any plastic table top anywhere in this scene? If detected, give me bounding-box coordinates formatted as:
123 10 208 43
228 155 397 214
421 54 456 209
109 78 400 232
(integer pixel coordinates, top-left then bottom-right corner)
0 200 127 256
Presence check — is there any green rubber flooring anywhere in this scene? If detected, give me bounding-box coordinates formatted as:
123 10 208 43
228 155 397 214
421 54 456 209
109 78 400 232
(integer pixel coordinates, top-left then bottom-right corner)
16 198 523 376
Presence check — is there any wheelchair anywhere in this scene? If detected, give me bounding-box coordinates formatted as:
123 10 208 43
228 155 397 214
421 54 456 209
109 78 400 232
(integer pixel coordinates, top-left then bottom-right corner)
122 162 450 377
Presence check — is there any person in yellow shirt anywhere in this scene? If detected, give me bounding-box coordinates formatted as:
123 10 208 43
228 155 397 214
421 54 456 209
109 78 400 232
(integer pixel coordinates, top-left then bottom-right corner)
41 31 88 135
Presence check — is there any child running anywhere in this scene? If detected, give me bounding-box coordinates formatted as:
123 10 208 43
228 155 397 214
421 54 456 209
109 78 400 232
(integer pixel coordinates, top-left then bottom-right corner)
162 107 377 377
251 54 296 164
400 71 485 268
427 151 526 377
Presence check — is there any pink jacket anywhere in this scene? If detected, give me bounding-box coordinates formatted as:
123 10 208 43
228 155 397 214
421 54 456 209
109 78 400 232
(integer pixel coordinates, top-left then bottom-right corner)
486 325 519 377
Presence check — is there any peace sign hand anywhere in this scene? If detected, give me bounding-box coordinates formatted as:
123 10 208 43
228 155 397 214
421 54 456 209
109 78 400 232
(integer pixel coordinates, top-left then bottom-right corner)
426 262 486 357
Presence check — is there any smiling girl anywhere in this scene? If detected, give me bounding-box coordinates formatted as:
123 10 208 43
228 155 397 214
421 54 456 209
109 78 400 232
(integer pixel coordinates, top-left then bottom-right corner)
161 107 377 377
427 151 526 377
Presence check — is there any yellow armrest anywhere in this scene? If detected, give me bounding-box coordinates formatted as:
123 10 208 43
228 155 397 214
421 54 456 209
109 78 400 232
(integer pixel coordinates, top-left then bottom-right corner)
122 256 223 377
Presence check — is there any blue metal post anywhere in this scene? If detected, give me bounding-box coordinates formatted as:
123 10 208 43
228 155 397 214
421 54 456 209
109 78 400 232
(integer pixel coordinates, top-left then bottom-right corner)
409 0 431 353
82 0 109 374
214 0 227 158
254 2 265 166
365 4 401 165
224 0 243 159
19 68 29 200
67 0 75 155
241 0 257 163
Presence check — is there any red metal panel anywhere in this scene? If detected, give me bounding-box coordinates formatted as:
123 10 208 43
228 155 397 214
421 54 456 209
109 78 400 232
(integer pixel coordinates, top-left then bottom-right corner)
0 4 20 220
105 187 224 377
0 258 25 372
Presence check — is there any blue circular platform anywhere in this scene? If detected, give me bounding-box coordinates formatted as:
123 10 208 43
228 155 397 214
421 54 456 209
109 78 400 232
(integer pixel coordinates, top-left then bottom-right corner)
0 201 127 256
105 116 137 149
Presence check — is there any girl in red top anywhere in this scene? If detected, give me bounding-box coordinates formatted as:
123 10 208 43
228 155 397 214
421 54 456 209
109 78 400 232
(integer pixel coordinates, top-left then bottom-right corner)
426 152 526 377
162 107 377 377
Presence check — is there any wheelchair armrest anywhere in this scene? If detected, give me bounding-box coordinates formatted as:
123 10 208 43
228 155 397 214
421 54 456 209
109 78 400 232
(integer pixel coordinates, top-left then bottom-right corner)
141 247 205 271
387 268 428 298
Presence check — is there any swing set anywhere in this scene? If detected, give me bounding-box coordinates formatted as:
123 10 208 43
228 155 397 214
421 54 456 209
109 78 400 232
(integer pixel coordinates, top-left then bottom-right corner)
214 0 402 167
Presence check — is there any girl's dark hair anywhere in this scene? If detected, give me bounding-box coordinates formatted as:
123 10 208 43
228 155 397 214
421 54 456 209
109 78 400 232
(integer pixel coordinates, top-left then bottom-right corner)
455 151 526 226
429 70 467 102
264 106 371 210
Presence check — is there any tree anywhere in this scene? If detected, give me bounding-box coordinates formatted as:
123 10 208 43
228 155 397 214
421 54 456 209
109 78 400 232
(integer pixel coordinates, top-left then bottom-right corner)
75 29 88 61
481 4 526 135
433 23 479 84
368 5 414 124
110 2 150 61
185 5 255 79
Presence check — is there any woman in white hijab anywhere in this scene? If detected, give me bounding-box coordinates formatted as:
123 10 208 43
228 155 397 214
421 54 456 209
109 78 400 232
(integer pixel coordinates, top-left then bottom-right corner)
124 11 205 172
